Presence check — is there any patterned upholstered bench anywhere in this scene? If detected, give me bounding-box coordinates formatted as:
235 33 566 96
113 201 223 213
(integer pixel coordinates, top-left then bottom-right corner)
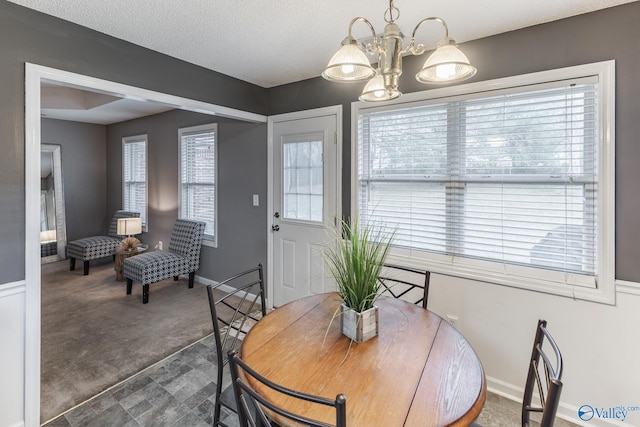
124 219 205 303
67 210 140 275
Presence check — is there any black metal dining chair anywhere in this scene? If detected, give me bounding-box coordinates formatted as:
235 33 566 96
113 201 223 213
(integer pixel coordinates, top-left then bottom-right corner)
377 263 431 309
473 319 563 427
207 264 267 427
228 350 347 427
521 319 564 427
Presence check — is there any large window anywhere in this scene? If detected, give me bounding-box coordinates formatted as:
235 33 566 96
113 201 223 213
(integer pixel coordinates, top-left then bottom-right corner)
122 135 147 230
355 62 615 302
179 124 217 246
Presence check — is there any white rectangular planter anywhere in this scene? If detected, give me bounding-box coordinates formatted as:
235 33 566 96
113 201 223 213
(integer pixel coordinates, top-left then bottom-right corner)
340 304 378 343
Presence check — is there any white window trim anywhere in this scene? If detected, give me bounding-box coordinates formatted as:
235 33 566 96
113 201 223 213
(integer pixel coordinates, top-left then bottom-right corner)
122 134 148 232
178 123 218 248
351 60 616 304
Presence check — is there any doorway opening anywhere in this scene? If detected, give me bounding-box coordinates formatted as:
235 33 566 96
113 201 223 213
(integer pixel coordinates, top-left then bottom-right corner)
24 63 266 425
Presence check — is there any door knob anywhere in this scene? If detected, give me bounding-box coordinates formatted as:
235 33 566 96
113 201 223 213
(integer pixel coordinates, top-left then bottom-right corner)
274 212 280 218
272 224 280 232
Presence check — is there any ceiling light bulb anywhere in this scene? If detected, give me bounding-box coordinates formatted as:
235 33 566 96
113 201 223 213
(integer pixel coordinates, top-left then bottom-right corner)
435 63 457 79
342 64 355 75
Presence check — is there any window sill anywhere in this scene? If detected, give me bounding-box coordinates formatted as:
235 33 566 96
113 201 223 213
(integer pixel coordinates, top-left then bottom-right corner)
386 252 616 305
202 237 217 248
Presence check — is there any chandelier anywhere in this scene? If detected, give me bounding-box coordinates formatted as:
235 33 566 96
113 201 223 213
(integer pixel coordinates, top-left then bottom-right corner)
322 0 477 102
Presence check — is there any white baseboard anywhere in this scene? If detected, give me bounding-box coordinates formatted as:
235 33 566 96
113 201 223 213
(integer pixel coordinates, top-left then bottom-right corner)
193 274 218 288
485 375 523 402
194 274 262 306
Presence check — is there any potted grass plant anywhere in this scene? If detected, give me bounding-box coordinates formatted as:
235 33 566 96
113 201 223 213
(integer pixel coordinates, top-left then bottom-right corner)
324 216 394 342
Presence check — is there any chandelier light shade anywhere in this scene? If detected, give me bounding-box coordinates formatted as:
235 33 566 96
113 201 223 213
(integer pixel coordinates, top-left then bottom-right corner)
359 72 401 102
322 0 477 102
322 36 376 82
416 37 477 83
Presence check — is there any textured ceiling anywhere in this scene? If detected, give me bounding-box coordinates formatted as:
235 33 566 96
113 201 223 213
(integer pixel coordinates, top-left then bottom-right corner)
8 0 637 88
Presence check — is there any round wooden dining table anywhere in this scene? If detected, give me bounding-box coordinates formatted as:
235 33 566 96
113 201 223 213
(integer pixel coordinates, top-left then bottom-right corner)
240 292 486 426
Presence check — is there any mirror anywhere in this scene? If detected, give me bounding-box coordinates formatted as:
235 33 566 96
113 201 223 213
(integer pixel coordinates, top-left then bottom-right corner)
41 144 67 263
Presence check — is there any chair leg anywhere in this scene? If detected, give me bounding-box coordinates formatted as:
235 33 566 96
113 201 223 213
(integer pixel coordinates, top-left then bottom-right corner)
70 257 75 271
213 389 222 427
188 272 195 288
126 279 133 295
83 260 90 275
142 284 149 304
173 276 179 281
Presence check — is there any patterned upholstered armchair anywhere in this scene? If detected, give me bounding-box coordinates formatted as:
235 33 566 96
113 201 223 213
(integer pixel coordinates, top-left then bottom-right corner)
123 219 205 304
67 210 140 275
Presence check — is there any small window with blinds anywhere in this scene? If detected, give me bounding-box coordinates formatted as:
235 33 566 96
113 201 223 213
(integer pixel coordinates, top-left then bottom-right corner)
123 135 147 230
179 124 217 246
356 62 615 299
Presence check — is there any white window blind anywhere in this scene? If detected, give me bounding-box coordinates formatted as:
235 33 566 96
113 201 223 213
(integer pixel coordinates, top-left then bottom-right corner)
358 79 599 283
179 124 217 244
123 135 147 229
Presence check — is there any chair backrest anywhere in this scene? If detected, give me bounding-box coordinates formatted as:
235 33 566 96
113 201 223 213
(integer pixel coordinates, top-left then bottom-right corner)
207 264 267 427
228 350 347 427
168 219 205 271
521 319 563 427
377 263 431 309
107 210 141 238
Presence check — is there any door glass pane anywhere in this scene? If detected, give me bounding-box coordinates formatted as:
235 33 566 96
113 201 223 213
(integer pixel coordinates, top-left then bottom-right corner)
283 139 323 222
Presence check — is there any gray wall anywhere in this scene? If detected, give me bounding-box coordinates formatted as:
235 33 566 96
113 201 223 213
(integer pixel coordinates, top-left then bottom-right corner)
41 119 108 240
267 2 640 282
0 0 266 283
106 110 267 282
4 0 640 282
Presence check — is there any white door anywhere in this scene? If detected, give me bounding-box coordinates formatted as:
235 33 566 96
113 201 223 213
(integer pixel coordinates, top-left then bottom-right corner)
271 112 339 307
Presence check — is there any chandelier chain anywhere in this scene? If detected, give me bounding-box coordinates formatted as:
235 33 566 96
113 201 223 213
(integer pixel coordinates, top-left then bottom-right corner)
385 0 400 23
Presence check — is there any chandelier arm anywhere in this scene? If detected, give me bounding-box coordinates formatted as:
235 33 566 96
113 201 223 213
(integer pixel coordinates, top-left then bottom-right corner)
347 17 379 52
402 17 449 55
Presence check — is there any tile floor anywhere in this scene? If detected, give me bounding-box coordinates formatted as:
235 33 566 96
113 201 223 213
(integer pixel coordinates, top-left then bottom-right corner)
42 334 240 427
43 333 579 427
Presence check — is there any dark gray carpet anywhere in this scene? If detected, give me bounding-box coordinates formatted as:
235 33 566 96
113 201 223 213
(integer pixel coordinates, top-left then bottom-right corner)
41 259 213 424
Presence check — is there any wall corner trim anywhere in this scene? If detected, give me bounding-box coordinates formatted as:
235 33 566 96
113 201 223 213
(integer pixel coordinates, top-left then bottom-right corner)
616 279 640 296
0 280 26 298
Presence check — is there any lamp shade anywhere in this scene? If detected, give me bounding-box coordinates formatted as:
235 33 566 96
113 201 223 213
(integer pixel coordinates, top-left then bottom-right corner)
322 37 376 82
117 217 142 236
359 73 401 102
415 38 477 84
